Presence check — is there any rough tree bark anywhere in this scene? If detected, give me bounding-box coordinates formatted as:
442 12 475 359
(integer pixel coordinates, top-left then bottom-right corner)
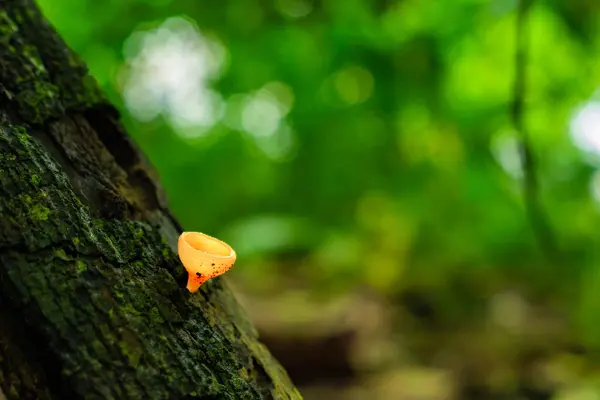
0 1 301 399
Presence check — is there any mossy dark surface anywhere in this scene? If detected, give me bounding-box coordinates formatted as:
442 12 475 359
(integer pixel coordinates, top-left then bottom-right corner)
0 1 300 399
0 1 104 124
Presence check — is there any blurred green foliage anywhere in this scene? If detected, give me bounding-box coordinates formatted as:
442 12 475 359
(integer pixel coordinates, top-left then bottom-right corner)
37 0 600 356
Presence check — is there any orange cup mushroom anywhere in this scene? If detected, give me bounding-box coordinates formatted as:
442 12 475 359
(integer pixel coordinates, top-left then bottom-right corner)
177 231 237 293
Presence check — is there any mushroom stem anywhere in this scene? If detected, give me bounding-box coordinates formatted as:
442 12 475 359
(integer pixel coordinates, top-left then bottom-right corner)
186 273 205 293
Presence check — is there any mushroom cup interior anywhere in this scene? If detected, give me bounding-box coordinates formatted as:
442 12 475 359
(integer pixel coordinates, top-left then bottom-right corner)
185 233 231 257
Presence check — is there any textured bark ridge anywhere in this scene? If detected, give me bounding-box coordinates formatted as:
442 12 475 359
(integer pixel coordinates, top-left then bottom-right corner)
0 1 301 399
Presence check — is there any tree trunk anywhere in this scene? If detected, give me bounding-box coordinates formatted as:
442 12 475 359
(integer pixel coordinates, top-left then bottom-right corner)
0 1 300 399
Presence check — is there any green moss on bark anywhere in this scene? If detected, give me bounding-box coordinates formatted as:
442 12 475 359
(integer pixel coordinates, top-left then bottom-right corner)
0 120 299 399
0 2 105 124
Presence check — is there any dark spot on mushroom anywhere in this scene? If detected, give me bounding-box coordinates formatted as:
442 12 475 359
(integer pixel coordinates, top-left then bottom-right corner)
196 272 202 277
212 263 215 266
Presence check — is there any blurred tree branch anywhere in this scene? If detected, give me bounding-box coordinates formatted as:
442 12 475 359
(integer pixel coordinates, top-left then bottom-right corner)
511 0 561 264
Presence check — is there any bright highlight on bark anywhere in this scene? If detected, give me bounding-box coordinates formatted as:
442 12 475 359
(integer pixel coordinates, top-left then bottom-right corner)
178 231 237 293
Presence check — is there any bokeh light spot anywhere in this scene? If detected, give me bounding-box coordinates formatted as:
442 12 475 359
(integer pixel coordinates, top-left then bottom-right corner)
334 65 374 105
121 16 227 136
